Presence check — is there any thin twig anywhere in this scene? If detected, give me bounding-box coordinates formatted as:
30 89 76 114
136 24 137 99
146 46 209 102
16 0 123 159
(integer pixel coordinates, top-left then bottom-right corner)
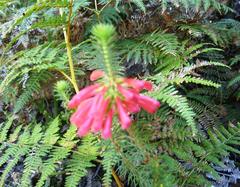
112 169 124 187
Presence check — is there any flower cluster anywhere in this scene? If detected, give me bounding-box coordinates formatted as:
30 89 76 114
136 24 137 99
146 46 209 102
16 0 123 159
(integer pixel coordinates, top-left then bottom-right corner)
68 70 160 139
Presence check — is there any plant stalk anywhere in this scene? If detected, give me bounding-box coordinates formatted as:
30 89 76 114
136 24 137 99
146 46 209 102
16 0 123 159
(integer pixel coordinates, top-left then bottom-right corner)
59 0 79 92
112 169 124 187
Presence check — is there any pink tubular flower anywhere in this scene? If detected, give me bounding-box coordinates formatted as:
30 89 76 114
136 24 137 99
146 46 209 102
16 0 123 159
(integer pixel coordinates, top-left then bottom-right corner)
68 84 99 109
122 100 140 113
90 70 105 81
68 70 160 139
116 97 132 129
77 117 93 136
70 99 92 127
117 85 135 100
123 78 153 92
102 109 114 139
91 98 109 132
136 94 161 114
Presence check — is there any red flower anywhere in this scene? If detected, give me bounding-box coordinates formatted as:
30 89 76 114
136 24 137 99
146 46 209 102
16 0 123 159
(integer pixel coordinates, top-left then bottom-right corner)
102 109 114 139
91 97 109 133
116 97 132 129
68 70 160 139
123 78 153 92
68 84 99 109
90 70 105 81
136 94 160 114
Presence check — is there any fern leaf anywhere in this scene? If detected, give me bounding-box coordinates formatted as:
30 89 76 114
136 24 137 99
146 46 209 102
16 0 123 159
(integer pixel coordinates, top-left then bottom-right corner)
14 71 51 113
152 86 197 135
130 0 146 12
171 76 221 88
65 135 99 187
43 117 61 145
36 147 70 187
0 115 14 142
21 145 51 187
102 143 119 186
228 74 240 87
0 146 29 186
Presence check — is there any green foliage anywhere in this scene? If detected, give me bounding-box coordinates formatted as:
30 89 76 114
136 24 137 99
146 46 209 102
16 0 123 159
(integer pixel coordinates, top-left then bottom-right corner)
179 19 240 46
0 116 100 187
152 85 197 134
11 0 68 30
161 0 232 13
0 1 240 187
1 43 65 90
228 74 240 88
54 80 72 104
156 123 240 186
14 71 51 113
230 54 240 66
119 30 179 65
116 126 154 186
65 135 99 187
101 141 120 186
90 23 123 77
115 0 146 12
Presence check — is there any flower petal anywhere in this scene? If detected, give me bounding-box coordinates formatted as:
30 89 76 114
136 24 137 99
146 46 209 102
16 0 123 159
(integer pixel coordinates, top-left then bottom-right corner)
143 81 153 91
123 78 145 92
102 109 114 139
90 70 105 81
91 98 110 132
116 97 132 129
117 85 135 100
123 78 153 91
123 100 141 113
68 84 99 109
88 93 102 117
77 117 93 137
70 99 92 127
136 94 160 113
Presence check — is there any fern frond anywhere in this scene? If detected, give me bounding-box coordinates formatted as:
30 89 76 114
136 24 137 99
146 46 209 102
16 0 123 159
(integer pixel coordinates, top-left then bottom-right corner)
152 86 197 135
85 7 121 36
0 145 30 186
161 0 232 14
230 54 240 66
21 145 50 187
36 147 71 187
119 30 180 65
58 125 78 149
10 0 68 31
0 43 68 95
179 19 240 46
170 76 221 88
65 135 99 187
0 0 20 9
42 117 61 145
115 0 146 12
31 15 67 29
228 74 240 87
0 115 14 142
143 31 179 56
101 142 119 186
14 71 51 113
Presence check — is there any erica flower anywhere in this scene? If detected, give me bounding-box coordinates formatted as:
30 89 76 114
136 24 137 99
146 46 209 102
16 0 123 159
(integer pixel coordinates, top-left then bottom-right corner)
68 70 160 139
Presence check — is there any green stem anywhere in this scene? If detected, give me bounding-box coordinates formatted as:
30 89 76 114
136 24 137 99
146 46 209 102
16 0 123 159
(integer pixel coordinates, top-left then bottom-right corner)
59 0 79 93
102 41 115 86
112 169 124 187
94 0 98 11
